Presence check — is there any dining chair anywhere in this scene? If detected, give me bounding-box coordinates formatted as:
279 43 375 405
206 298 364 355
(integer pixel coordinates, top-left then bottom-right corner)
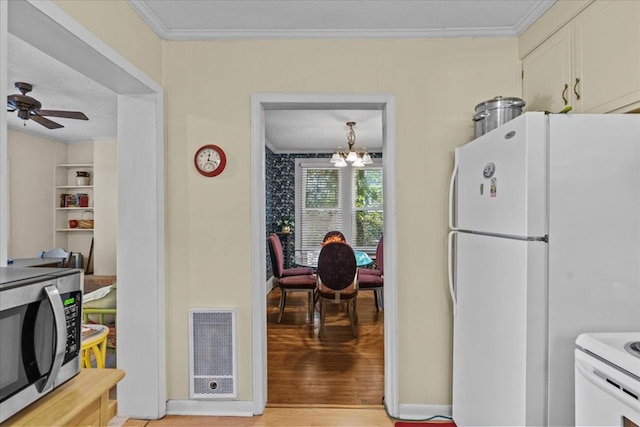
316 241 358 338
359 236 384 311
63 251 74 268
39 247 69 259
267 234 316 323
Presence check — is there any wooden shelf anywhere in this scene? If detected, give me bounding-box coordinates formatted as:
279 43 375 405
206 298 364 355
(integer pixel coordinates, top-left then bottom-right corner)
1 369 125 427
56 228 94 232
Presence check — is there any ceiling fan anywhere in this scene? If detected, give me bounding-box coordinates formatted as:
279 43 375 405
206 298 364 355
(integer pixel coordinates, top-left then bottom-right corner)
7 82 88 129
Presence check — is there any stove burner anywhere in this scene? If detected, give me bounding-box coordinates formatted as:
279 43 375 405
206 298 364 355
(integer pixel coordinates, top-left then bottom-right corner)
624 341 640 358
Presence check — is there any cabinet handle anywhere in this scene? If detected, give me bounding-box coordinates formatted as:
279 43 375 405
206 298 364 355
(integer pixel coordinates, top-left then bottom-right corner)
562 84 568 105
573 78 581 100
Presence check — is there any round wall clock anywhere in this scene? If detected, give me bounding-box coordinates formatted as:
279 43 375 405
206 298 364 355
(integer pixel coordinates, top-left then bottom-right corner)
194 144 227 177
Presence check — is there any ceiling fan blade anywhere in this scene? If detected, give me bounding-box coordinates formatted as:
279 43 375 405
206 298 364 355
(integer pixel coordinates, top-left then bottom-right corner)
30 114 64 129
36 110 89 120
7 108 16 112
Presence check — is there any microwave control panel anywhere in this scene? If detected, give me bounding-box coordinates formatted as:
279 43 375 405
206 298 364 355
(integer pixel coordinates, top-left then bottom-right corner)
62 291 82 364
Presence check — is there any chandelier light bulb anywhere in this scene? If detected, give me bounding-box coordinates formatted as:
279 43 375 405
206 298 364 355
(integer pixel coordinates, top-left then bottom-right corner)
335 158 348 167
330 121 371 168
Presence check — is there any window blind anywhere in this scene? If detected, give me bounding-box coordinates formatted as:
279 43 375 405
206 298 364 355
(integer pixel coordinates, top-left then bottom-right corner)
295 159 383 251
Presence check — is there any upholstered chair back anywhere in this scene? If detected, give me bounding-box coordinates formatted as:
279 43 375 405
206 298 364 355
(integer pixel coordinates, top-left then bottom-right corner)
317 242 356 291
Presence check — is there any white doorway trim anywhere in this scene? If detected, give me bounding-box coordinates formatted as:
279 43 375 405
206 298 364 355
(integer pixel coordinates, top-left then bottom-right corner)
251 93 398 416
1 0 166 418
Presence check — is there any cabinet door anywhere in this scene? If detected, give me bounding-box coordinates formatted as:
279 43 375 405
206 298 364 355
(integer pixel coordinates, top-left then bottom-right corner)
573 0 640 112
522 26 572 113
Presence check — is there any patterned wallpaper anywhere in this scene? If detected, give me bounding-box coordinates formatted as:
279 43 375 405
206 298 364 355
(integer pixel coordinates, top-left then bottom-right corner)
265 149 330 279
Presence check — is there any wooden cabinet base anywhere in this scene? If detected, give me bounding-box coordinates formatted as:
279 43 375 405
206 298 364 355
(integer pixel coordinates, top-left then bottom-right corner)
1 369 125 427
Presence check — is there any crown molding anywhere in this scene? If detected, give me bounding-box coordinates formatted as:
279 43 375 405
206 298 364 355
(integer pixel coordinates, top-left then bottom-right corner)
513 0 557 35
128 0 558 41
158 27 519 41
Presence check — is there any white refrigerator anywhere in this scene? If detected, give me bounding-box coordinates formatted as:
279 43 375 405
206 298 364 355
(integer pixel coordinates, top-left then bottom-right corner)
448 112 640 427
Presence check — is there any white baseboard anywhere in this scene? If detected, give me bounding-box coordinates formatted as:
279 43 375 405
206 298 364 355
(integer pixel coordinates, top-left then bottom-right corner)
165 400 450 420
266 277 274 295
166 399 255 417
397 403 452 421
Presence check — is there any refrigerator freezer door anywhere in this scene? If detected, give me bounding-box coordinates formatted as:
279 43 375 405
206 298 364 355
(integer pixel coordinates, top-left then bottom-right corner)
547 113 640 426
455 112 547 238
452 232 547 427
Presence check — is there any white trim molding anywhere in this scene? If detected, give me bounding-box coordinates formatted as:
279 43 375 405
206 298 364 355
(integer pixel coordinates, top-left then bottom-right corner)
251 93 398 417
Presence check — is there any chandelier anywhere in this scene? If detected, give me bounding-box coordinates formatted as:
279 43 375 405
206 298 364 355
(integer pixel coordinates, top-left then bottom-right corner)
330 121 373 168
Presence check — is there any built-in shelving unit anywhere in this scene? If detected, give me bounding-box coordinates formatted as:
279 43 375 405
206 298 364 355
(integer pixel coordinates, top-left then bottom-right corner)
54 164 94 247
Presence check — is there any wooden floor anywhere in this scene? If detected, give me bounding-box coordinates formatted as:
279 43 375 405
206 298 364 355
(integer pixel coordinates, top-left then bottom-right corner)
124 288 387 426
266 287 384 406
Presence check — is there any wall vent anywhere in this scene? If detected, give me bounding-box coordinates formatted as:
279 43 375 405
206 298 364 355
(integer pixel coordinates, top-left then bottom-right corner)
188 309 237 399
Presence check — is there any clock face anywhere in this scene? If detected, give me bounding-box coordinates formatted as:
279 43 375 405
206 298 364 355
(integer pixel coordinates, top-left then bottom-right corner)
194 145 226 177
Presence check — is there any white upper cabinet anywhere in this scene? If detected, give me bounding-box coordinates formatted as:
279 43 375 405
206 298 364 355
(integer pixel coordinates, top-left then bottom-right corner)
523 0 640 113
523 27 572 113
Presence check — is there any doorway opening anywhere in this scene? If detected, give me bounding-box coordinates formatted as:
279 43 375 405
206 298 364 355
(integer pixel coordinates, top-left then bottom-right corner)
251 94 398 416
2 1 165 418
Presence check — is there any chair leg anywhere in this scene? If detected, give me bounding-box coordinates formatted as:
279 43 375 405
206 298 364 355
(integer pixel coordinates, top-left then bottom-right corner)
318 299 326 338
307 290 313 323
374 290 380 311
277 290 287 323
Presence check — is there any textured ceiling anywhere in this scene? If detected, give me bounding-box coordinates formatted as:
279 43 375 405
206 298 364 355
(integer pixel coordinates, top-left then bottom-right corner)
128 0 556 40
7 0 555 149
7 34 117 143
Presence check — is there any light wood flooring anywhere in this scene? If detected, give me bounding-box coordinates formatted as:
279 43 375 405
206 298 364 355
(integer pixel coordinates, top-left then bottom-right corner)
122 407 396 426
124 287 387 426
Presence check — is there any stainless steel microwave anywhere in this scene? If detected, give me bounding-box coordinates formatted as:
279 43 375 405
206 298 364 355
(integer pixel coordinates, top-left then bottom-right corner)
0 267 83 423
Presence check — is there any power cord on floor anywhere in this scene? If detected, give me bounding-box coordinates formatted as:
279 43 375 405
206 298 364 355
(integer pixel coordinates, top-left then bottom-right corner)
382 396 454 423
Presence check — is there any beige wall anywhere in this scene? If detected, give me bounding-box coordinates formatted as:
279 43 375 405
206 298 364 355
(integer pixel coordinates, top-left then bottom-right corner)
50 0 521 407
53 0 163 85
94 140 117 275
7 130 116 271
164 38 521 403
7 129 66 257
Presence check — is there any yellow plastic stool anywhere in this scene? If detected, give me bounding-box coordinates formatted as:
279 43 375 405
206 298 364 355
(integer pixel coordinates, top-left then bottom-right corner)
81 324 109 368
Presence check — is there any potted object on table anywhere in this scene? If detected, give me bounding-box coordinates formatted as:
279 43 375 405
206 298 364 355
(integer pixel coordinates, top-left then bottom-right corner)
276 215 294 234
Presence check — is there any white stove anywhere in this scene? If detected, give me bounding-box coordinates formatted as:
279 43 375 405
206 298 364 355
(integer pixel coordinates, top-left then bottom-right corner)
575 332 640 427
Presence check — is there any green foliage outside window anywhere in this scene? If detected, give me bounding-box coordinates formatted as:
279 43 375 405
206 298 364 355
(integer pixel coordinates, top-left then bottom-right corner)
305 169 339 208
354 169 383 247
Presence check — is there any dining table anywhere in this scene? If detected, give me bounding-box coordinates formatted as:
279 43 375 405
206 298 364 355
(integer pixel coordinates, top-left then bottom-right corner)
293 249 373 269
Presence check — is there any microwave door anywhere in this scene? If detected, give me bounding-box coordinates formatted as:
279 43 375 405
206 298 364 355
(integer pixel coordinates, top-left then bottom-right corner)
0 286 65 401
38 285 66 392
0 299 55 401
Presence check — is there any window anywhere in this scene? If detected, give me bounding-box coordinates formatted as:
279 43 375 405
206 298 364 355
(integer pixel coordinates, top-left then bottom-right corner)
295 159 383 251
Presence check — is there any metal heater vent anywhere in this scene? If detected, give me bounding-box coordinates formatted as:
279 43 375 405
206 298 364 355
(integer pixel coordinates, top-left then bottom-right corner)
189 309 237 399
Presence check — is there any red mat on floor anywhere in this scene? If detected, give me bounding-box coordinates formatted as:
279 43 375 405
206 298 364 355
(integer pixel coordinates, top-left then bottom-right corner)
395 422 456 427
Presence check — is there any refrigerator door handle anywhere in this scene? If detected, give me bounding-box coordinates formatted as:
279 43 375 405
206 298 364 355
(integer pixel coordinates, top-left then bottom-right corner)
449 149 459 231
448 230 458 316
